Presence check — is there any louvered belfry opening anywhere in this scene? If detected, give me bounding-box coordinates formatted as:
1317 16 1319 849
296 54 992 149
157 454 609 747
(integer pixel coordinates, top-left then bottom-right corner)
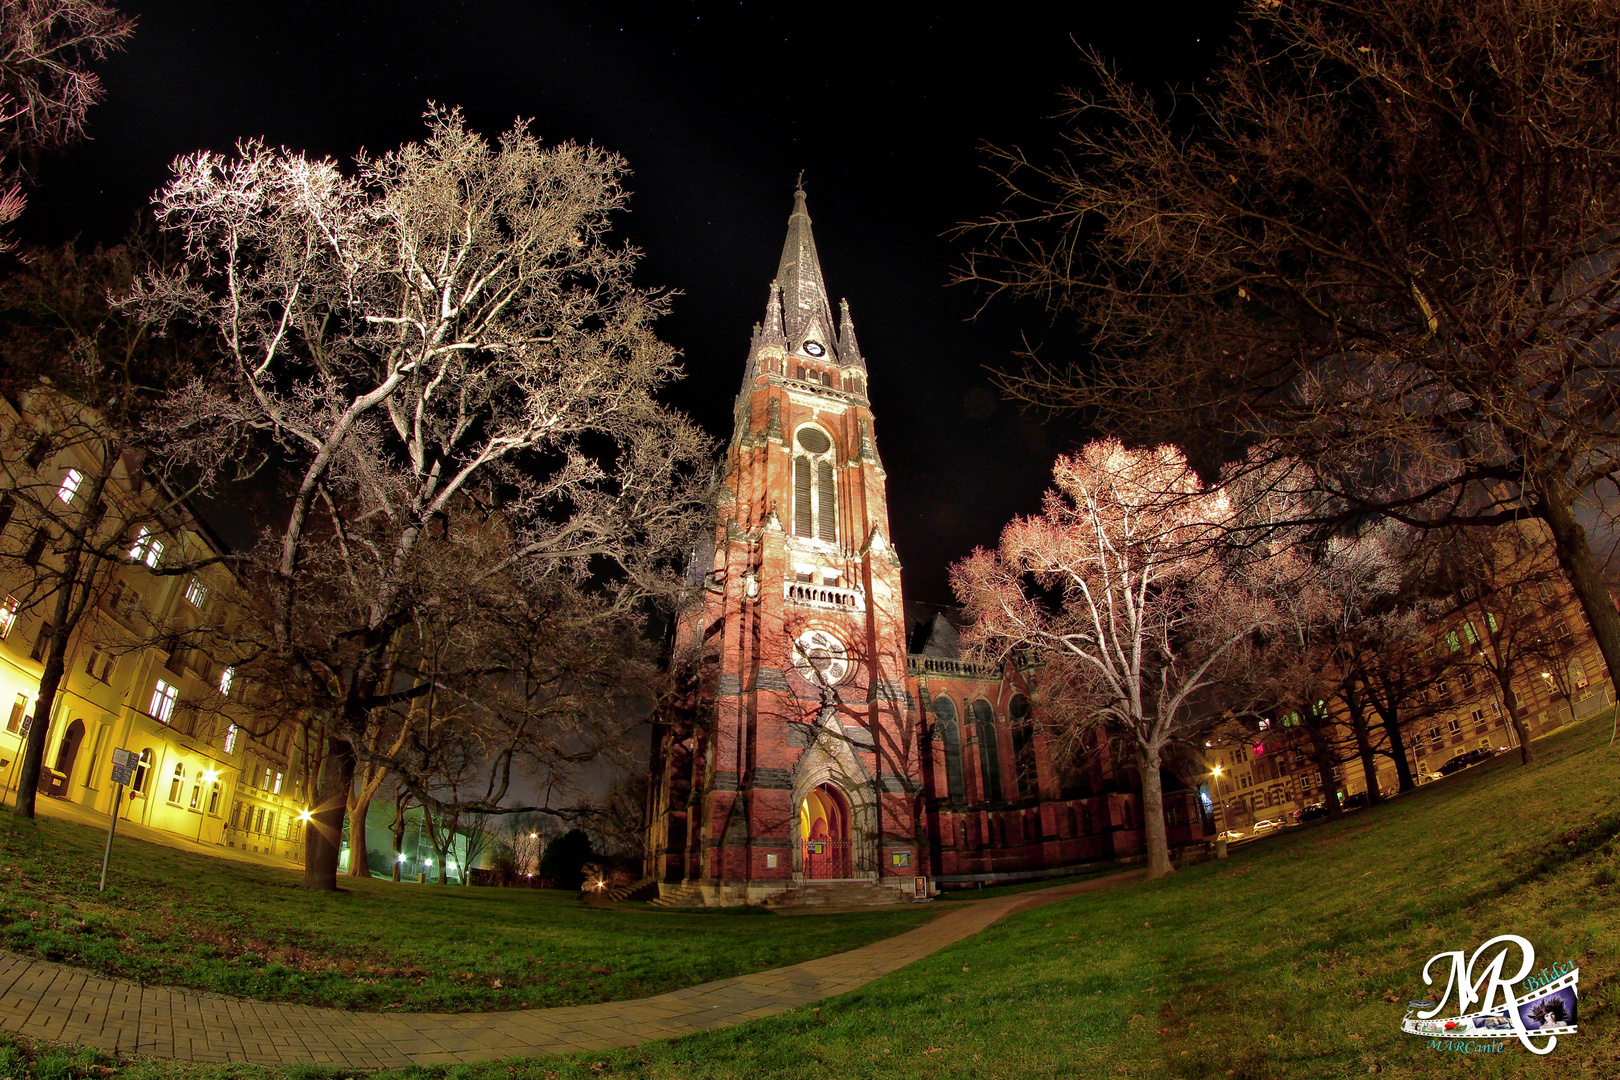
816 460 836 542
794 427 835 543
794 456 813 537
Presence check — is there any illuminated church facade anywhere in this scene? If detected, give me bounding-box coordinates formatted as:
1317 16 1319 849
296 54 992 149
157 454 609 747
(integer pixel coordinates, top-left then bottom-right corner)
644 191 1211 905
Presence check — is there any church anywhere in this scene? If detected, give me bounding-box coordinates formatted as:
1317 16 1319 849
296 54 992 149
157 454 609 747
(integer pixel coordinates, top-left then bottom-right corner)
644 190 1213 906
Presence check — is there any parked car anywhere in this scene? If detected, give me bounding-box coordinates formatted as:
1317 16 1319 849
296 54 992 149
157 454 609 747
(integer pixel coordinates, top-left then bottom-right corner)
1342 792 1371 810
1439 747 1497 776
1252 818 1284 833
1293 804 1329 823
1218 829 1244 841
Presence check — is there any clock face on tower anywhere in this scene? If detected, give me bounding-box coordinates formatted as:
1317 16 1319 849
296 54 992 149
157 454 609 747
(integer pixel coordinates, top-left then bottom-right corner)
803 341 825 357
792 629 850 686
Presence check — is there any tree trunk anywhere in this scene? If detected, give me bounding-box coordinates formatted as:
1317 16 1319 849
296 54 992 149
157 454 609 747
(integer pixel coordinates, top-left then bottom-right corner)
1498 678 1535 767
11 634 68 818
1302 722 1344 819
1342 681 1382 805
10 473 108 819
302 732 355 890
390 798 409 882
1136 743 1173 879
1539 483 1620 706
346 793 373 877
1368 694 1416 793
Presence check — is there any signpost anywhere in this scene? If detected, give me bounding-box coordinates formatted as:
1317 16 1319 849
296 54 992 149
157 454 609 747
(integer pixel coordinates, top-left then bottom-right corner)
99 748 137 892
2 712 33 805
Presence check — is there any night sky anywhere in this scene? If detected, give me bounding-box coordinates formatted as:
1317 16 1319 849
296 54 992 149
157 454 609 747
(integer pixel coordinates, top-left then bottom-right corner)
18 1 1240 605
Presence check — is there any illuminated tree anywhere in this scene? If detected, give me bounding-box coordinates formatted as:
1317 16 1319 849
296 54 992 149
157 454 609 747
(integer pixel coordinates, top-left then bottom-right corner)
0 0 134 246
961 0 1620 712
952 439 1273 878
138 107 710 890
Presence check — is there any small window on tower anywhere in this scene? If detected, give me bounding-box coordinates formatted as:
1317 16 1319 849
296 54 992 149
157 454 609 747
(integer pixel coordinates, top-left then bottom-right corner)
823 574 840 586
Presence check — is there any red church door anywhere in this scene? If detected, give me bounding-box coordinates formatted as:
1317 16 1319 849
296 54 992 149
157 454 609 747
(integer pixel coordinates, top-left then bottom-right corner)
802 783 852 878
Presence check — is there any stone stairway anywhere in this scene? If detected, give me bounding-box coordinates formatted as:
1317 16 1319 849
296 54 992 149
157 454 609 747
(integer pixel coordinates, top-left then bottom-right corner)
607 877 660 903
649 881 706 907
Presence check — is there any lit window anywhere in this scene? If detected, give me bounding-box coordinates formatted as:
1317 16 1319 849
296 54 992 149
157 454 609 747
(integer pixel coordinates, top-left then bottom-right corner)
131 749 152 793
0 594 16 639
273 771 283 795
1446 630 1460 652
224 724 238 753
219 666 235 696
1463 620 1478 645
149 679 178 723
207 781 221 816
129 528 163 569
168 762 186 803
56 469 83 504
185 577 209 609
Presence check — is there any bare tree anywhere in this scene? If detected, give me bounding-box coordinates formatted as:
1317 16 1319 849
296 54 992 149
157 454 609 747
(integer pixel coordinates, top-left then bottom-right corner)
0 236 225 818
960 0 1620 707
0 0 133 245
136 107 710 889
1431 524 1578 766
951 439 1274 878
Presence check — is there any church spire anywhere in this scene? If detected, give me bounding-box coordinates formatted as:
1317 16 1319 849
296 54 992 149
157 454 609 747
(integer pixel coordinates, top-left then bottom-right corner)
773 185 840 361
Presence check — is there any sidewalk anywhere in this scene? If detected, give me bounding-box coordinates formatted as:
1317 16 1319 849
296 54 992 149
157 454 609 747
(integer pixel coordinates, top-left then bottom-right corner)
0 870 1144 1069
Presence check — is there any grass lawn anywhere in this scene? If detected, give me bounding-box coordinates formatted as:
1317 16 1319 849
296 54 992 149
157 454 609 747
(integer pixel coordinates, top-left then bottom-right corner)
2 715 1616 1080
0 813 934 1014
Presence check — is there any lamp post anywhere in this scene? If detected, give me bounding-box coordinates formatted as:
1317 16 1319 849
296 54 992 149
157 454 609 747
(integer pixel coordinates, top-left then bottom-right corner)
1211 763 1228 859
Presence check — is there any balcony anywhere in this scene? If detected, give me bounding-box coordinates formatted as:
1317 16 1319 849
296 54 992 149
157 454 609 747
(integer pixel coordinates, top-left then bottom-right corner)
784 581 865 612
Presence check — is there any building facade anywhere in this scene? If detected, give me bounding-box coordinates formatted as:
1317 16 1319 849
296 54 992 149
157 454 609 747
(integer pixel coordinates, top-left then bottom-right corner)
644 193 1209 905
1206 573 1613 834
1 390 312 860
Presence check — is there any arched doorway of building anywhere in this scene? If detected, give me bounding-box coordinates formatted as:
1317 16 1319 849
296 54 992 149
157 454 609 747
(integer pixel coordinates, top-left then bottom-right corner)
46 719 84 797
801 783 852 878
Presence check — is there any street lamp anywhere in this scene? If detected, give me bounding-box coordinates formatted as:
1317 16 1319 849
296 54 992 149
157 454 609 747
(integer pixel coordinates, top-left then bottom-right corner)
1211 763 1228 855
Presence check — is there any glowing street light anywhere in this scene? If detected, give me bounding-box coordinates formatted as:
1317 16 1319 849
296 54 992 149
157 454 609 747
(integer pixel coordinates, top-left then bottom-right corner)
196 768 220 841
297 807 313 824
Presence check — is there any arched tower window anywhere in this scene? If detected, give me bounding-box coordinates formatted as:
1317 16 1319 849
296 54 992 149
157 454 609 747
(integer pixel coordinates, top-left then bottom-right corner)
973 699 1002 803
793 425 837 543
1010 694 1037 800
933 696 964 805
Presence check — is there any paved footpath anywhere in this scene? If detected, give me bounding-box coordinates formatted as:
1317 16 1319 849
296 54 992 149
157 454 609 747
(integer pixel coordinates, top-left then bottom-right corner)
0 870 1143 1070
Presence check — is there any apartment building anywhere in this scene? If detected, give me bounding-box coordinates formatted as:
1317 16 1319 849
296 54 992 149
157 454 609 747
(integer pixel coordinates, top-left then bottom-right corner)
0 390 311 861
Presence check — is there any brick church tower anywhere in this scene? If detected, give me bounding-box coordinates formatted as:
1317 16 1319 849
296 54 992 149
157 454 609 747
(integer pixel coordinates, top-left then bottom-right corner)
647 188 927 905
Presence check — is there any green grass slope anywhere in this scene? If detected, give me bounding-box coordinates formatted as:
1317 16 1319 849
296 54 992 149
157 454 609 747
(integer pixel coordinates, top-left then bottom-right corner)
0 813 932 1013
2 716 1616 1080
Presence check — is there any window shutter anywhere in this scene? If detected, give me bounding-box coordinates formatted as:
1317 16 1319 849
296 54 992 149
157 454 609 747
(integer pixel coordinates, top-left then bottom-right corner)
794 457 812 537
816 460 836 542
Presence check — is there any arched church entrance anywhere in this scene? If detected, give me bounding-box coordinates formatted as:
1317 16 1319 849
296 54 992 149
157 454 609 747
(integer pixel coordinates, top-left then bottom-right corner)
801 783 852 879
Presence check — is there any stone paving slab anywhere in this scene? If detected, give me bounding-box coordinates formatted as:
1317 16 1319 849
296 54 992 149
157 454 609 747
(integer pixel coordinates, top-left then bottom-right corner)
0 870 1142 1070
